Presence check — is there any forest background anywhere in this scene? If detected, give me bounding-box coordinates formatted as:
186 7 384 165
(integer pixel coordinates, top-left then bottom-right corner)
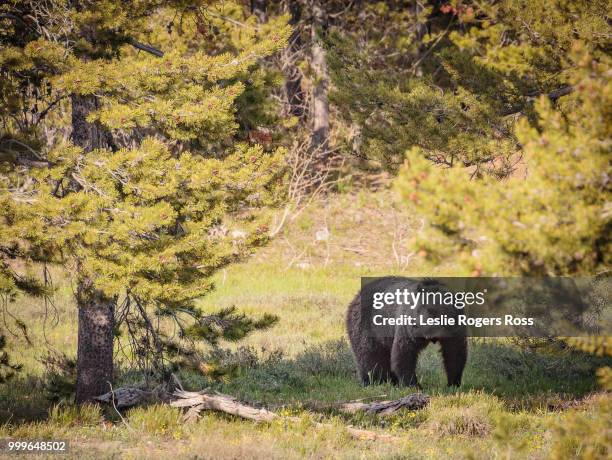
0 1 610 458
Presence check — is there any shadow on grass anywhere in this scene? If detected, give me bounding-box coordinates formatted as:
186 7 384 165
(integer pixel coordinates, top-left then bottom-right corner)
204 338 610 411
1 338 609 424
0 375 52 423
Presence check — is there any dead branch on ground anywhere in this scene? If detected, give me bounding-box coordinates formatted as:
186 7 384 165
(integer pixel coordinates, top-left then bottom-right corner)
339 393 430 416
169 388 430 441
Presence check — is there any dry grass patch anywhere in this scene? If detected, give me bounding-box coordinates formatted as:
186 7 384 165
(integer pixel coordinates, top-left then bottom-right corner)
424 392 503 437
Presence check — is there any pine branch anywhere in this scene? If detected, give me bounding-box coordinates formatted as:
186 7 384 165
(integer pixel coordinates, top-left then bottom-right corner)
502 86 574 116
546 85 574 101
129 39 164 57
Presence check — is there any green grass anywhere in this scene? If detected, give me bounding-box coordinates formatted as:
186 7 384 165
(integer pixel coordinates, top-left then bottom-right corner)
1 190 610 459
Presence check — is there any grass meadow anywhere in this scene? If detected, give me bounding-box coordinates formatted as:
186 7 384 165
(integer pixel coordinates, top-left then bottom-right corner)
1 190 610 459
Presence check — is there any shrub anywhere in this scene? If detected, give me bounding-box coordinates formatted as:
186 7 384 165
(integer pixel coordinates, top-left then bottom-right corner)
548 394 611 460
294 340 355 378
425 392 504 437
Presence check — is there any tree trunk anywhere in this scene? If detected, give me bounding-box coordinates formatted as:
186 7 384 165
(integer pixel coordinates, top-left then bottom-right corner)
75 278 115 404
310 0 329 159
283 0 306 118
70 94 115 152
71 94 117 404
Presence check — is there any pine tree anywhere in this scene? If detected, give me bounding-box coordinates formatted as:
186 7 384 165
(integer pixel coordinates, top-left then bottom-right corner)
245 0 336 180
386 2 611 390
1 0 290 402
328 0 609 176
396 44 610 276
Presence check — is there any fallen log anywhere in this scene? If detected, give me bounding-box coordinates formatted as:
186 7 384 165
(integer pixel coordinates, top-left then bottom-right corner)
94 386 428 441
93 376 182 409
170 389 398 441
170 390 277 422
93 387 155 409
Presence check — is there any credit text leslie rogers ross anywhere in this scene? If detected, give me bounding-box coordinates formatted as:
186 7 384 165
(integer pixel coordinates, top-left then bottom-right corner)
370 288 535 327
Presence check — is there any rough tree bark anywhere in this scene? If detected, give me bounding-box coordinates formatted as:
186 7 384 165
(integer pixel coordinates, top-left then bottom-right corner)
70 94 115 152
71 94 117 404
283 0 306 118
310 0 329 158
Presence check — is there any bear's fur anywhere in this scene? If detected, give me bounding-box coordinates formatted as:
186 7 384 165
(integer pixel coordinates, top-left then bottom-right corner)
346 277 467 387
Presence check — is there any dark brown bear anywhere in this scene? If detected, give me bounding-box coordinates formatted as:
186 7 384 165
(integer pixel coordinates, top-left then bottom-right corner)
346 277 467 387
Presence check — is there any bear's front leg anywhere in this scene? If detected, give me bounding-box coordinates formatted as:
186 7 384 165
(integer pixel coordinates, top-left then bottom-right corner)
390 336 427 386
